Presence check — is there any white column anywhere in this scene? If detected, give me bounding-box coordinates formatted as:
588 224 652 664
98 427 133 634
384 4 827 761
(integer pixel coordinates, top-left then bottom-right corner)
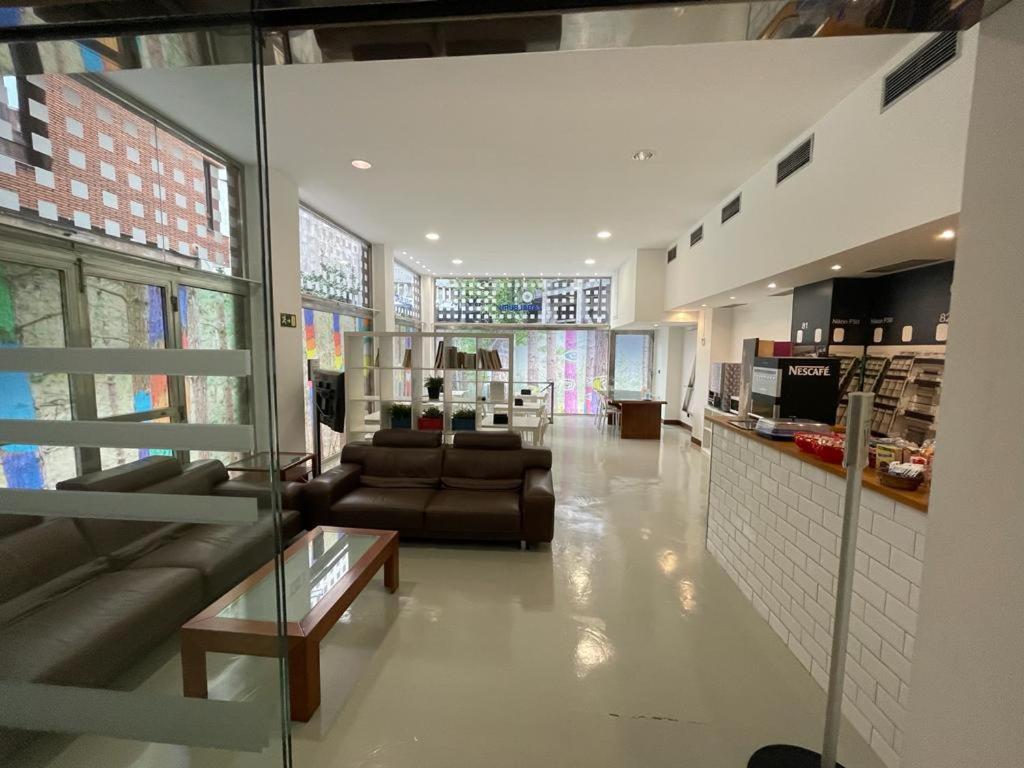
371 243 395 332
903 3 1024 766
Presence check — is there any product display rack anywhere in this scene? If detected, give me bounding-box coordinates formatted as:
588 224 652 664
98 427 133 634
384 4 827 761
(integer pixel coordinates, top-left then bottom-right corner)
343 331 515 443
871 353 915 435
838 355 889 426
835 356 863 425
895 355 945 444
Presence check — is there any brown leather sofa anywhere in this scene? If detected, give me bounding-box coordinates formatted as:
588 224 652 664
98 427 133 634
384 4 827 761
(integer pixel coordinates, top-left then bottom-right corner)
0 456 304 759
303 430 555 546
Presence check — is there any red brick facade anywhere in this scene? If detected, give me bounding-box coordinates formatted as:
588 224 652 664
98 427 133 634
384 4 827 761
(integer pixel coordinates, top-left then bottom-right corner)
0 74 236 273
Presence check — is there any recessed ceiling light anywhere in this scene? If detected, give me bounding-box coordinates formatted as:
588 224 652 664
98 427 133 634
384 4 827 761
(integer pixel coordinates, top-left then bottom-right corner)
520 272 526 276
351 159 372 170
632 149 656 161
831 264 842 271
653 323 660 327
767 282 777 289
729 296 736 300
584 258 596 265
596 231 612 240
539 272 544 276
701 304 707 307
937 229 956 240
451 258 463 265
426 232 440 241
401 250 407 255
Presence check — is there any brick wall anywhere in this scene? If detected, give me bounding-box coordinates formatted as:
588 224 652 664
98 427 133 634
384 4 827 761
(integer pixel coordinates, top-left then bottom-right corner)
707 422 926 768
0 74 235 273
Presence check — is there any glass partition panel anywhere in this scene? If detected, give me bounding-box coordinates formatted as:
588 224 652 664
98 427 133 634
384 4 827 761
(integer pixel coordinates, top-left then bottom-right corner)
611 331 654 393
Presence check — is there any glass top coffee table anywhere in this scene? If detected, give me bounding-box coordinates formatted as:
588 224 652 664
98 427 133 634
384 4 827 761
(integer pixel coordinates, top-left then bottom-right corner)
181 526 399 721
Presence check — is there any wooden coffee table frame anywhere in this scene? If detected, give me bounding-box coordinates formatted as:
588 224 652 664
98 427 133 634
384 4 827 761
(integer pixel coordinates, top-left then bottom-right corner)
181 526 399 722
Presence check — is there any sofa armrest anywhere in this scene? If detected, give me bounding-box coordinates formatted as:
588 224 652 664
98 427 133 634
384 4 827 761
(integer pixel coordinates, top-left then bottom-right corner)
522 468 555 544
304 463 362 516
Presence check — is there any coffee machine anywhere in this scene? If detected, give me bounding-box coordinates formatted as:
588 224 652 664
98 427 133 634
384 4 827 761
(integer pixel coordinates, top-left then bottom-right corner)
750 356 841 425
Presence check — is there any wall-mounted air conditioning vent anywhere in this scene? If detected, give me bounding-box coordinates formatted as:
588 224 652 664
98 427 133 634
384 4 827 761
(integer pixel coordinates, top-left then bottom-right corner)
776 135 814 184
882 32 958 110
689 225 703 247
667 245 677 263
721 195 741 224
866 259 942 274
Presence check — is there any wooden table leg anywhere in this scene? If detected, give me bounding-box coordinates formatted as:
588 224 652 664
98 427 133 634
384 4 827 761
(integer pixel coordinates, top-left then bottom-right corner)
181 634 208 699
288 640 321 722
384 545 400 593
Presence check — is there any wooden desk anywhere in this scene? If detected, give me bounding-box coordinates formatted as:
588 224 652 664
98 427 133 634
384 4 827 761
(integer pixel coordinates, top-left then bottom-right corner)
607 392 666 439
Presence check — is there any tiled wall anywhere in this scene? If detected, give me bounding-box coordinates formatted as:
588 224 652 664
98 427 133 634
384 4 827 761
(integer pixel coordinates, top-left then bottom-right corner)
707 423 926 768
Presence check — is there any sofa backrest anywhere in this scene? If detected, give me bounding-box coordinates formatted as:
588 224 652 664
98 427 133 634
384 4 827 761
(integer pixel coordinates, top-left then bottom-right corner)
55 455 182 492
343 442 444 488
373 429 442 448
144 459 229 495
0 518 97 605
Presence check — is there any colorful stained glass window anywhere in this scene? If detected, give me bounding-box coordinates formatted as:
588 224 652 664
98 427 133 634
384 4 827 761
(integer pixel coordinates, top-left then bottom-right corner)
302 307 372 459
512 329 610 415
299 207 371 307
0 260 77 488
178 284 248 464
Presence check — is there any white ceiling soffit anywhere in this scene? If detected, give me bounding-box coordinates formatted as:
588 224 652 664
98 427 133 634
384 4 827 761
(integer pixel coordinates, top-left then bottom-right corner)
101 34 914 276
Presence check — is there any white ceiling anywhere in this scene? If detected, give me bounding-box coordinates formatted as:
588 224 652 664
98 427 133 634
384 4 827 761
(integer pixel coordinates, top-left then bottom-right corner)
105 34 916 277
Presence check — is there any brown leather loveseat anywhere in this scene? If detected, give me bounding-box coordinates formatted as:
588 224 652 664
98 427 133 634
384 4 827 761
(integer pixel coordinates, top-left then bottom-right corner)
0 456 304 759
303 430 555 546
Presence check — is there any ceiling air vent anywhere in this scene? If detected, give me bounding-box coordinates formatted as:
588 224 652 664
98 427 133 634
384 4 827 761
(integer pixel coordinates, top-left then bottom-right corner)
882 32 958 110
690 225 703 247
777 135 814 184
866 259 942 274
667 245 677 263
721 195 741 225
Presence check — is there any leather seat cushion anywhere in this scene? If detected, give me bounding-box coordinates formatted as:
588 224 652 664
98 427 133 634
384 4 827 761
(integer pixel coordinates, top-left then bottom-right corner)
425 490 521 533
127 510 300 599
0 567 203 687
328 487 432 531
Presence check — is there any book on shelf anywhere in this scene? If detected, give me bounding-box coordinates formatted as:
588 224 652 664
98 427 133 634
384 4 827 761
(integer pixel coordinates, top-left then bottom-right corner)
402 348 412 369
374 348 381 368
434 340 444 369
476 349 503 370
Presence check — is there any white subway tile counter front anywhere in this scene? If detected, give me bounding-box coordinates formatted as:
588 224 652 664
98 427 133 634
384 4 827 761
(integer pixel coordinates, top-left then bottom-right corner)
706 418 926 768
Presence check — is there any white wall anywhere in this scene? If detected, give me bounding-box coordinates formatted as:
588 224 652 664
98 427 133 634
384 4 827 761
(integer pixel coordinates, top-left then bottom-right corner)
903 3 1024 766
680 325 698 427
266 167 306 453
664 30 978 310
720 294 794 361
612 255 637 326
653 326 686 420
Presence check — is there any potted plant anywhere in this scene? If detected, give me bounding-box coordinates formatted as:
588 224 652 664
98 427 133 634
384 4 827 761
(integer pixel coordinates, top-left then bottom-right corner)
389 403 412 429
418 405 444 431
425 376 444 400
452 407 477 432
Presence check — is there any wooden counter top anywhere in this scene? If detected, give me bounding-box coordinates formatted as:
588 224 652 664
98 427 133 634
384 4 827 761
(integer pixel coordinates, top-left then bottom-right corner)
704 409 929 513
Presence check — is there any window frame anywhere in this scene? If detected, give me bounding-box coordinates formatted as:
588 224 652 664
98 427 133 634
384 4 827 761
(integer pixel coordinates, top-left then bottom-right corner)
298 203 373 311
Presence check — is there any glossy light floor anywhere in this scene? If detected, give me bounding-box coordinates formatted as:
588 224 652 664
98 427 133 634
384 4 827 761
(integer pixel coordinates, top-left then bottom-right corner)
32 417 882 768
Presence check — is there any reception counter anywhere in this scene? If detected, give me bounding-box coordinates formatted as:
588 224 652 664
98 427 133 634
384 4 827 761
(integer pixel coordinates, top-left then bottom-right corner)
704 408 927 768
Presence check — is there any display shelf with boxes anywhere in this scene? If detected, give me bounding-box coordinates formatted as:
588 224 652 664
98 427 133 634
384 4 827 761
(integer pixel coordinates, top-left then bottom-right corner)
343 331 515 442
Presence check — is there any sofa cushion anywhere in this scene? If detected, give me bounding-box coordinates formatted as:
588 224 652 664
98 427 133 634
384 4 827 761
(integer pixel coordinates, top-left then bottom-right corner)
126 510 299 599
362 474 438 489
56 456 181 492
0 519 97 604
329 487 431 531
74 519 176 558
0 567 203 687
442 448 523 487
0 513 40 538
425 490 521 533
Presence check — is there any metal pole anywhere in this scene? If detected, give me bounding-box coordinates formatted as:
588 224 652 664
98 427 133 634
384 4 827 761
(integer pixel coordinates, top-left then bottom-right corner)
821 391 874 768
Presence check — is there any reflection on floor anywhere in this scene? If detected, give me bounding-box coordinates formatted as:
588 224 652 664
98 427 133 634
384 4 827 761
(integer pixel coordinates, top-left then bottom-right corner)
29 417 883 768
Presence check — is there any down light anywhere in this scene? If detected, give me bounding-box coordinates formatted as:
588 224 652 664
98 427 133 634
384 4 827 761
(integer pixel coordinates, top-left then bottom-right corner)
831 264 842 271
451 259 463 265
584 258 596 265
596 231 612 240
351 159 372 170
729 296 736 300
767 282 777 289
632 149 656 161
426 232 440 241
937 229 956 240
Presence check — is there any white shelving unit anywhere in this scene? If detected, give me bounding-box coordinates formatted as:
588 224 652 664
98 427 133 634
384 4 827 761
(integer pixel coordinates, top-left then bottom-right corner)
343 330 515 443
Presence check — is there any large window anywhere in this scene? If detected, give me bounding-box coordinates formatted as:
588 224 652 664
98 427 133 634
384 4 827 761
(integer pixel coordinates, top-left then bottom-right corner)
299 206 371 307
435 276 611 324
393 259 421 323
612 332 654 393
0 74 242 275
513 329 610 414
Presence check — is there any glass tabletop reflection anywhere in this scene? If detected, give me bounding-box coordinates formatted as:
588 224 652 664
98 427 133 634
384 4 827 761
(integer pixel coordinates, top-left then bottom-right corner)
217 529 380 623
